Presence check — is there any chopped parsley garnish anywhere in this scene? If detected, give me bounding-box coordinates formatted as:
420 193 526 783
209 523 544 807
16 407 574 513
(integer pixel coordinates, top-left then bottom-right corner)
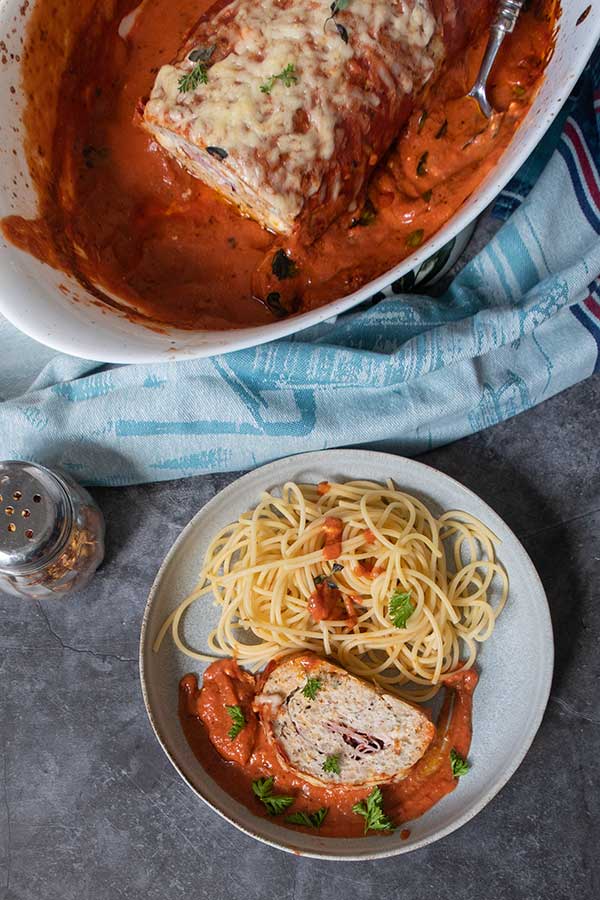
178 64 208 91
179 47 215 92
417 109 428 133
302 676 322 700
177 63 208 93
406 229 424 249
225 704 246 740
331 0 350 13
389 590 415 628
314 574 326 586
322 754 341 775
285 807 329 828
422 189 433 203
450 749 470 777
332 562 344 572
416 151 429 177
260 63 298 94
352 785 395 834
271 249 298 280
252 777 295 815
180 64 208 92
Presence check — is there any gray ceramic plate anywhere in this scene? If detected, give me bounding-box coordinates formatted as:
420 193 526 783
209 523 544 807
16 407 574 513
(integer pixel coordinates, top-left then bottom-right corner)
139 449 553 859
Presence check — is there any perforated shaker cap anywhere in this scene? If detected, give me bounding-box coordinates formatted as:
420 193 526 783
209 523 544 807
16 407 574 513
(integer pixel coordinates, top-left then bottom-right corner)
0 461 73 573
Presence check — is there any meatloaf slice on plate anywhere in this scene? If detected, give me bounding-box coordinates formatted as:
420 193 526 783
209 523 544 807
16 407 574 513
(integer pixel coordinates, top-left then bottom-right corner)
254 654 435 787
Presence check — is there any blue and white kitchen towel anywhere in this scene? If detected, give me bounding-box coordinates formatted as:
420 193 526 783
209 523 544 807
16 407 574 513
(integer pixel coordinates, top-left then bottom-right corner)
0 51 599 487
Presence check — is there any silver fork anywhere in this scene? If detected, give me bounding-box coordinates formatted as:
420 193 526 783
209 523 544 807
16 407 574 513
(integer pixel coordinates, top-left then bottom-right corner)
467 0 526 118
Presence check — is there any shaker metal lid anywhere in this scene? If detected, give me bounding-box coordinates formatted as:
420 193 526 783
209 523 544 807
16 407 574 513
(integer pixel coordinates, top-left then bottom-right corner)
0 460 73 572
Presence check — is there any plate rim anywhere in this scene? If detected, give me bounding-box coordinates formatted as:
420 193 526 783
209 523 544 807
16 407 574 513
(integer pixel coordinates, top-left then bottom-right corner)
139 448 554 859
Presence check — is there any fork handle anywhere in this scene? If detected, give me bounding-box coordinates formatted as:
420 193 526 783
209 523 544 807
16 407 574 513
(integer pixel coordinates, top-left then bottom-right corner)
477 1 526 89
493 0 526 34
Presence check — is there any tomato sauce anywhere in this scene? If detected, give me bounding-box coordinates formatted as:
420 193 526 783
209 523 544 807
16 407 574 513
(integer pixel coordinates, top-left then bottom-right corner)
179 659 478 838
1 0 556 330
322 516 344 561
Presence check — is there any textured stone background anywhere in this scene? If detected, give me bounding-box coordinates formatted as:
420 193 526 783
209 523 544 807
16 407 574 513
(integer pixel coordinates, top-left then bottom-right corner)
1 373 599 900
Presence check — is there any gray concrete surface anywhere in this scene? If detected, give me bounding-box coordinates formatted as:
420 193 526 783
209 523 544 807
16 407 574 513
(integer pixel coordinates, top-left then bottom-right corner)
1 374 598 900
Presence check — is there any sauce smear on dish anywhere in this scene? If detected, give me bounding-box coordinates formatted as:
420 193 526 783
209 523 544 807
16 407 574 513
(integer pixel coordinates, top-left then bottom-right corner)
1 0 556 329
179 658 477 837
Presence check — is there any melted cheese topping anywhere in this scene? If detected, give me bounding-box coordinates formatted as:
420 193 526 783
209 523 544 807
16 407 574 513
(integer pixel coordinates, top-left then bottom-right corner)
145 0 440 231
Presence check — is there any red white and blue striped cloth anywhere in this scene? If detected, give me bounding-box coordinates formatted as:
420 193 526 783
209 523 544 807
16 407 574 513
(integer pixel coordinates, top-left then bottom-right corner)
0 49 598 485
496 47 600 362
562 112 600 356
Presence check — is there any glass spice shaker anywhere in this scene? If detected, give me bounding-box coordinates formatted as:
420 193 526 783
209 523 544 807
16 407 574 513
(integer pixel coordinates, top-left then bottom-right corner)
0 460 105 599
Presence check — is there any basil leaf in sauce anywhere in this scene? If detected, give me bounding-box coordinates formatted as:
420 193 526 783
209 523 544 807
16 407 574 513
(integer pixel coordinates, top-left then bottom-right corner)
265 291 288 318
206 146 228 160
188 45 216 64
336 23 349 43
435 119 448 139
271 249 298 280
406 229 424 248
350 197 377 228
416 151 429 177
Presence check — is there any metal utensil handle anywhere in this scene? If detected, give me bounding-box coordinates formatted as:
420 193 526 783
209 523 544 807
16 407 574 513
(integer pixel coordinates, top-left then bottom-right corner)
493 0 525 34
469 0 526 115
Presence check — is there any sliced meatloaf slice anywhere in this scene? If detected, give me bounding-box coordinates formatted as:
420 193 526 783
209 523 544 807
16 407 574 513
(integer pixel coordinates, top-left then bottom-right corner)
254 654 435 787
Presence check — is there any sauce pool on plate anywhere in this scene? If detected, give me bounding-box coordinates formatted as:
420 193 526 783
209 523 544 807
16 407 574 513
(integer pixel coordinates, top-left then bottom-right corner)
179 658 478 838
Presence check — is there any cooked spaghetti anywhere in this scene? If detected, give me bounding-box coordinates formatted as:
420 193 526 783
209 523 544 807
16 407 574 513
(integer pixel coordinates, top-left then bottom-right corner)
154 480 508 700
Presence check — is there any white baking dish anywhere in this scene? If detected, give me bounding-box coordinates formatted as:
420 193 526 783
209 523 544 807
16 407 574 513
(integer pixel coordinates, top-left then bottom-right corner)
0 0 598 364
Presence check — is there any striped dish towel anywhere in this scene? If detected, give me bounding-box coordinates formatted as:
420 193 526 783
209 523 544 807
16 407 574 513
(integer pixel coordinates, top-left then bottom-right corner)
0 49 598 486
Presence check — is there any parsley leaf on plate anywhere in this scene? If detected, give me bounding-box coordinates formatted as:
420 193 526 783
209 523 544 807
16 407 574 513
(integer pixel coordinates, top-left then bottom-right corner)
352 785 395 834
262 794 295 816
252 777 294 816
225 704 246 740
450 748 470 777
285 807 329 828
252 776 275 800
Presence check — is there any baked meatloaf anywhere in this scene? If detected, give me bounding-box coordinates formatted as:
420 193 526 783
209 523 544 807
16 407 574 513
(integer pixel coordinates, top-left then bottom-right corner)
254 654 435 787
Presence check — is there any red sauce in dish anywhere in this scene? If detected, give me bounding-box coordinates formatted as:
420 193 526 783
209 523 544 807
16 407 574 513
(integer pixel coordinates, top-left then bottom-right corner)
179 659 478 838
1 0 557 331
